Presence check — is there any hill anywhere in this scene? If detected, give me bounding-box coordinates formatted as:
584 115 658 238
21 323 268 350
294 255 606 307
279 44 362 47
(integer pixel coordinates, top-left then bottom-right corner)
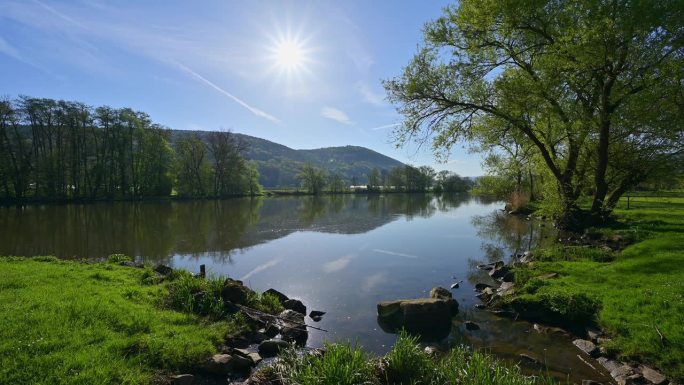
170 130 405 188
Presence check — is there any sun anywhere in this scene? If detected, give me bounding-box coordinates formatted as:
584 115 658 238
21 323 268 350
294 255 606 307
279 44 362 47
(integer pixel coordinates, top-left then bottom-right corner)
268 36 311 77
274 40 304 70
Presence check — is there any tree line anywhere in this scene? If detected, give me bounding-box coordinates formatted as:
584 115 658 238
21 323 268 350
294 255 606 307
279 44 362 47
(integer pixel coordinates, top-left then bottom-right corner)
297 163 472 194
0 96 260 202
385 0 684 229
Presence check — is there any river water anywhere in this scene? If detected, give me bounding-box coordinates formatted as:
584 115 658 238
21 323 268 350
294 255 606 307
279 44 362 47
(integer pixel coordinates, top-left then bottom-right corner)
0 194 613 383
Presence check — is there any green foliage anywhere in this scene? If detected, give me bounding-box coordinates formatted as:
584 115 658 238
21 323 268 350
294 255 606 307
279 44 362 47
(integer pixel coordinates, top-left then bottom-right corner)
278 343 374 385
275 332 552 385
384 0 684 226
383 331 434 383
297 163 327 194
107 254 132 263
165 270 226 318
0 258 233 384
536 246 615 263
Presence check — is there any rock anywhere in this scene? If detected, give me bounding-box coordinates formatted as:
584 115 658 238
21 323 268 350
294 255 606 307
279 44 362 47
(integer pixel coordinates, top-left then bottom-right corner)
221 278 253 305
430 287 452 300
501 270 515 282
121 261 145 268
610 365 635 379
279 310 307 343
474 283 492 292
283 299 306 315
203 354 234 375
464 321 480 330
616 374 643 385
597 357 623 373
154 264 173 276
489 266 511 280
476 287 495 300
639 366 667 385
476 264 495 271
259 324 279 338
309 310 325 318
519 353 541 365
474 304 486 309
573 339 599 357
377 298 458 336
586 327 602 341
258 339 290 357
498 282 515 296
231 353 254 371
450 282 461 289
264 288 289 304
581 381 603 385
247 353 262 366
597 337 612 344
170 374 194 385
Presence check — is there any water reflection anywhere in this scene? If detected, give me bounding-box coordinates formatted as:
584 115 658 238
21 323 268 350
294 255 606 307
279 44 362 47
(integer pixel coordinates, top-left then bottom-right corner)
0 193 465 260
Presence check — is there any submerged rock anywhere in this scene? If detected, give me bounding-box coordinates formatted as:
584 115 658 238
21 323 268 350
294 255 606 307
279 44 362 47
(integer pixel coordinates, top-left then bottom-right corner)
464 321 480 330
429 287 452 300
377 297 458 337
170 374 194 385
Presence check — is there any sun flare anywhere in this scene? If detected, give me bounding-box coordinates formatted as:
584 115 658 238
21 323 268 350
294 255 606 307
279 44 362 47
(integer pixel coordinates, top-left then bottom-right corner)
275 40 304 69
268 36 311 77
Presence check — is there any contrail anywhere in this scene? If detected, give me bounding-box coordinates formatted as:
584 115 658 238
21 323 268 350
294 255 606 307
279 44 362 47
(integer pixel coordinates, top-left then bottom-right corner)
370 123 400 131
177 62 281 124
372 248 419 258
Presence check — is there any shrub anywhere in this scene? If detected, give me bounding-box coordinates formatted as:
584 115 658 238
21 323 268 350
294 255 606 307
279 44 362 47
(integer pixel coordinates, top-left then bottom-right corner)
107 254 131 263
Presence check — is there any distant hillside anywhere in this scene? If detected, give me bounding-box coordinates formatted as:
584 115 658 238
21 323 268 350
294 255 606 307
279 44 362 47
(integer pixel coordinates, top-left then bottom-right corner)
170 130 405 188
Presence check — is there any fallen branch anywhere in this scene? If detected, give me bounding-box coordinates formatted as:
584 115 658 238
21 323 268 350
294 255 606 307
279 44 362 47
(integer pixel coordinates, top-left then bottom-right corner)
236 304 329 333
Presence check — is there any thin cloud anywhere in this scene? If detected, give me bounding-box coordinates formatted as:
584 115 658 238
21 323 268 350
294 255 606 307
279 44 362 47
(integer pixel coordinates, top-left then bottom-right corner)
370 123 400 131
31 0 89 30
241 258 282 281
321 106 353 125
177 62 281 124
323 254 354 273
372 249 420 259
357 82 385 106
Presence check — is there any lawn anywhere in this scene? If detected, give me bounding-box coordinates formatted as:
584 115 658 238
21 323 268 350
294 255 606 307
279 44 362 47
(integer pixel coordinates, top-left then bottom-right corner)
511 195 684 381
0 257 240 385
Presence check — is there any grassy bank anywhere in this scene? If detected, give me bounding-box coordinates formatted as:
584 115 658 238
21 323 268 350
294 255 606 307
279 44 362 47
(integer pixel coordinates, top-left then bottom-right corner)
1 257 555 385
509 195 684 380
0 257 262 385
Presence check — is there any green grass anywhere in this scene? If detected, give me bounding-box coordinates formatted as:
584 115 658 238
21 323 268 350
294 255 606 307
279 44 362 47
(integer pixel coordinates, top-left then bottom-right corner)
0 257 268 385
510 195 684 381
272 331 552 385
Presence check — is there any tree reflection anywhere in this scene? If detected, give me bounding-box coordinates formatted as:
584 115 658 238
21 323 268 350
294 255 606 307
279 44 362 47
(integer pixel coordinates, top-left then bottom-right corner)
0 194 475 262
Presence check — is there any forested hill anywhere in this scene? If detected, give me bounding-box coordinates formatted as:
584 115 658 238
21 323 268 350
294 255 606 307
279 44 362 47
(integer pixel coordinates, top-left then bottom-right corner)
170 130 405 188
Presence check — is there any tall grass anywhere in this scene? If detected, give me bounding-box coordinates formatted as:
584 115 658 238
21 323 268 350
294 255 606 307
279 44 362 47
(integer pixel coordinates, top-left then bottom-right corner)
274 331 552 385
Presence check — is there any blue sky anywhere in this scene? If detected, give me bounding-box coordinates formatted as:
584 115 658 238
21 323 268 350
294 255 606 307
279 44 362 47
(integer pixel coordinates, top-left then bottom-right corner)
0 0 484 176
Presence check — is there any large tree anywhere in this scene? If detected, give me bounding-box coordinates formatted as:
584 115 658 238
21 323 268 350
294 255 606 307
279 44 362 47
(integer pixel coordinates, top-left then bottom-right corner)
385 0 683 229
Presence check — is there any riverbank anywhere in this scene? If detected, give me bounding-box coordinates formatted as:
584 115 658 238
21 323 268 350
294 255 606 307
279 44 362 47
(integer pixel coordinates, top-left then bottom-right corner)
0 256 552 385
498 195 684 382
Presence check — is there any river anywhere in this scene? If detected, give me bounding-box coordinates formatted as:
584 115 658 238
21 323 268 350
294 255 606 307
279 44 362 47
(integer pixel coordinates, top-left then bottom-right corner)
0 194 613 383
